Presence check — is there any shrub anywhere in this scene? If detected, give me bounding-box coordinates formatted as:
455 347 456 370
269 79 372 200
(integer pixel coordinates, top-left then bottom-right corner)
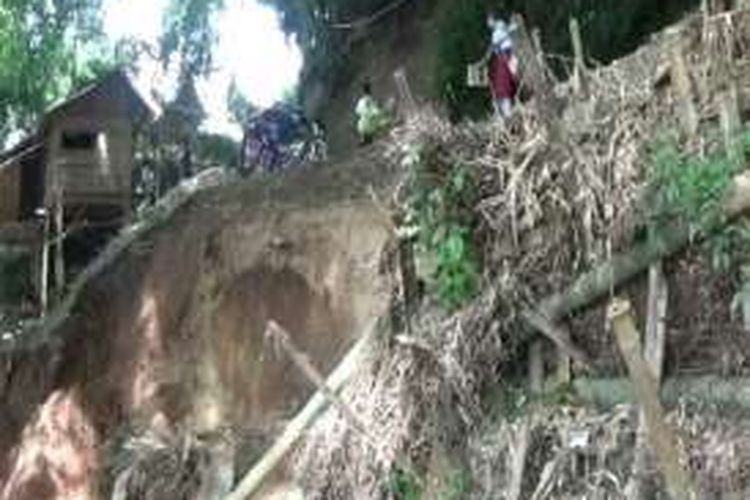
404 146 480 309
645 129 750 272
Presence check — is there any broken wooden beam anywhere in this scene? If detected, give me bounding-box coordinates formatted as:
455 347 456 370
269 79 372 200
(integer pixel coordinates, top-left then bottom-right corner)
626 261 668 500
609 298 697 500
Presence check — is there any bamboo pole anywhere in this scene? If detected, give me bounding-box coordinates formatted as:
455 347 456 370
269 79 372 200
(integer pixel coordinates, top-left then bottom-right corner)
225 320 378 500
264 321 374 443
609 298 697 500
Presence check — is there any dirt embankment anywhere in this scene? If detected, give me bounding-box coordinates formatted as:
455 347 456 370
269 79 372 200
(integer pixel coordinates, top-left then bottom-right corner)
0 163 394 499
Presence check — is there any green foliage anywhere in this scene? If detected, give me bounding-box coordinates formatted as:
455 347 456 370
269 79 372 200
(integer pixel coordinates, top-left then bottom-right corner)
433 225 479 308
645 129 750 273
405 148 479 309
0 0 112 142
439 467 472 500
160 0 225 77
646 140 738 237
385 467 422 500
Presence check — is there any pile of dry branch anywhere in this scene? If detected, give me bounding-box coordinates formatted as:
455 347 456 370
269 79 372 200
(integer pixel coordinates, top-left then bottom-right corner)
291 6 750 499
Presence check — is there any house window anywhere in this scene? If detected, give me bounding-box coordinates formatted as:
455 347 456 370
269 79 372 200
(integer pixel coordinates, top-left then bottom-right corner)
61 131 98 150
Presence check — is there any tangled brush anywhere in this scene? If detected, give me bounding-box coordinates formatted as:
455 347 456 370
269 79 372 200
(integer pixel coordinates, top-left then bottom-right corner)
291 7 750 498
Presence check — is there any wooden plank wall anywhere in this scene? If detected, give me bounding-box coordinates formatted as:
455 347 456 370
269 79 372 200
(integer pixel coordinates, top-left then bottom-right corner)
47 117 133 211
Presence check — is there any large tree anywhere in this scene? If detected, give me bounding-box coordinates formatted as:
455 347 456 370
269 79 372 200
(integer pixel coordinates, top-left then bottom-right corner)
0 0 110 143
258 0 393 82
159 0 225 79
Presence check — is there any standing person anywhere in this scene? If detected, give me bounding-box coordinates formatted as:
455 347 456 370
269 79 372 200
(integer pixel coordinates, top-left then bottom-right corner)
486 13 519 119
355 81 387 145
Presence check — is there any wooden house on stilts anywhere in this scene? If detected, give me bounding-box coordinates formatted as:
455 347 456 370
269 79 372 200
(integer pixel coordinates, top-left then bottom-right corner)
0 70 156 314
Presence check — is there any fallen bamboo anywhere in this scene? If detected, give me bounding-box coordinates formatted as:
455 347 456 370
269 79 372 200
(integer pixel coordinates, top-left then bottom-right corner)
609 298 697 500
574 376 750 410
528 171 750 327
264 320 375 445
225 320 378 500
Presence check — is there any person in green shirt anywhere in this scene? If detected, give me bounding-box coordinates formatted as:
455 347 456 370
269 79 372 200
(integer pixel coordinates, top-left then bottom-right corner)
355 81 389 145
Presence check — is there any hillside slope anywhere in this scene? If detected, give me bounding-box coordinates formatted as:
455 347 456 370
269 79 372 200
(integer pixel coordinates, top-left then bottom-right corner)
0 154 397 499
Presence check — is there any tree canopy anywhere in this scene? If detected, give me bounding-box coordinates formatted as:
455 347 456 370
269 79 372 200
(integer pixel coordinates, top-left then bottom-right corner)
0 0 111 142
159 0 225 78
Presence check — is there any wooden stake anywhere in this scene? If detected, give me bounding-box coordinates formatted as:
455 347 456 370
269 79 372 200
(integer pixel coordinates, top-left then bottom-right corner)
507 419 530 500
670 34 699 138
720 84 742 163
53 190 65 300
569 17 586 95
39 211 50 317
528 340 544 394
644 263 668 381
608 298 696 500
531 28 544 64
556 350 571 386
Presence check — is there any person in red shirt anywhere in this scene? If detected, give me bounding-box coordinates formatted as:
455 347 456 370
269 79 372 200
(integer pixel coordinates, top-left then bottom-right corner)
488 48 518 118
